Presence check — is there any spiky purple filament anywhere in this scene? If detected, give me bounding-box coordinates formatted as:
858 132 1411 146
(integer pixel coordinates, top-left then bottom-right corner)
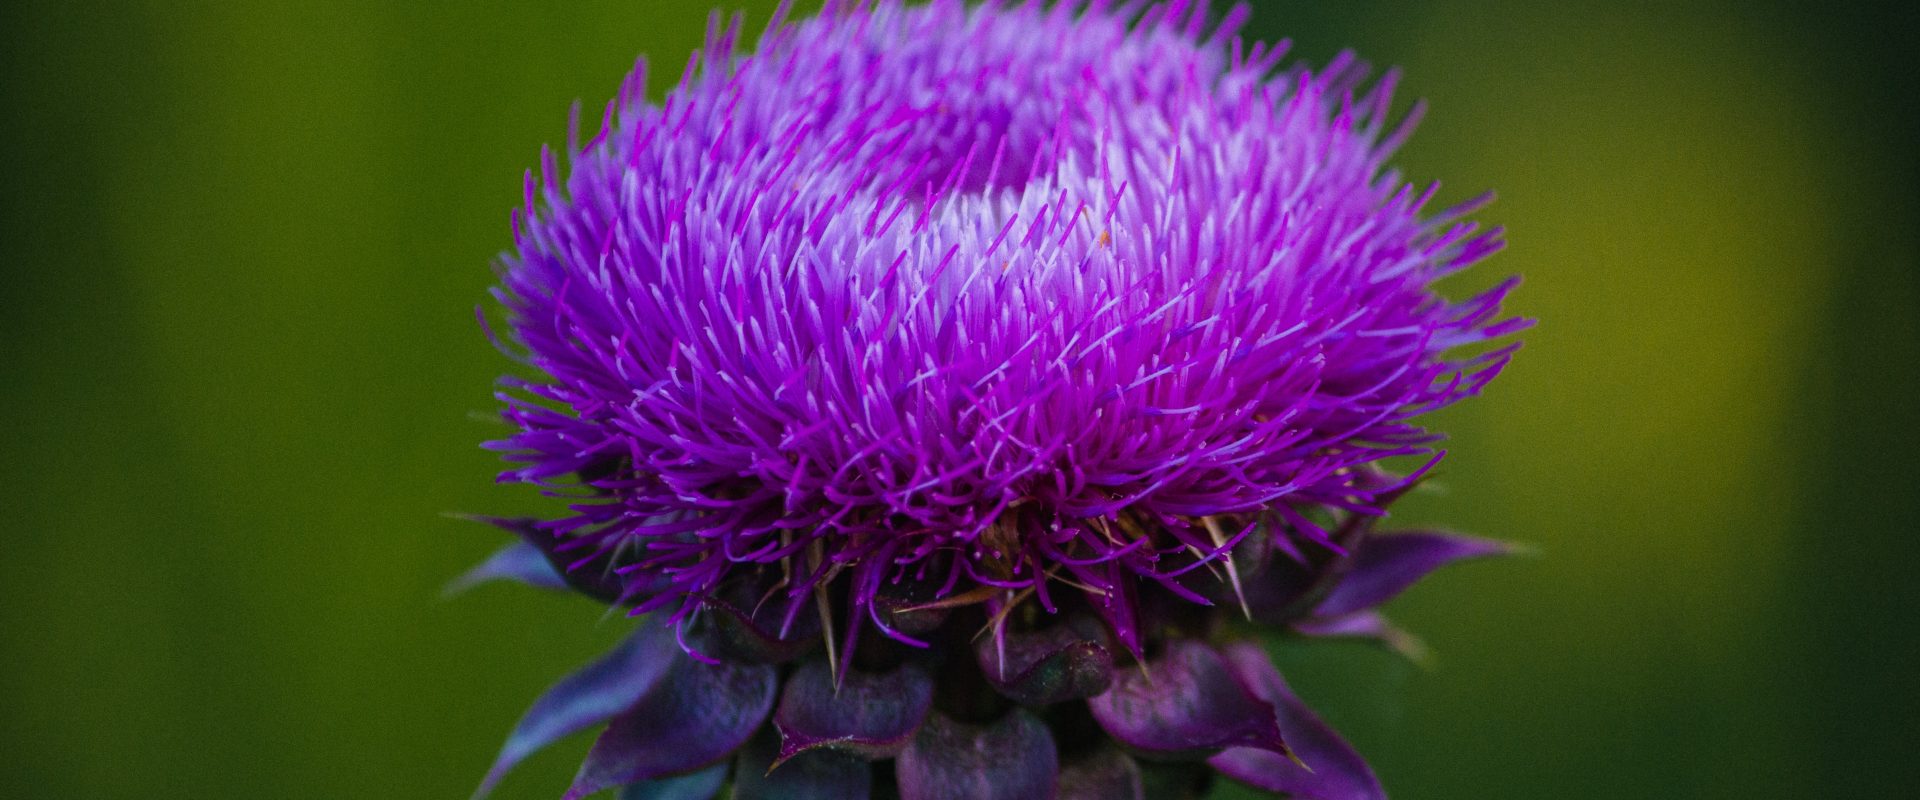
490 0 1521 664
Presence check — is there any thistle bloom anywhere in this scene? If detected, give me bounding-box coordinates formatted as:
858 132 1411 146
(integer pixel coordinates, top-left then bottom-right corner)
462 1 1524 798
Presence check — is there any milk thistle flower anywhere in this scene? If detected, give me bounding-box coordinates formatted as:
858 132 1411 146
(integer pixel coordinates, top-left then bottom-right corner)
459 1 1526 798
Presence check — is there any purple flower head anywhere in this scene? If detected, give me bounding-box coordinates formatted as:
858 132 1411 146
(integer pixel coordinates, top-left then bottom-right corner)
493 0 1518 655
466 1 1526 797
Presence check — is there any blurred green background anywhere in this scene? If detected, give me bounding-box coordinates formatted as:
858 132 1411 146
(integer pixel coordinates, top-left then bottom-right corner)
3 1 1914 797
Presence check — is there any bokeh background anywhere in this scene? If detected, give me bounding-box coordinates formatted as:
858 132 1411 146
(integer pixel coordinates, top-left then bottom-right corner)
3 1 1915 797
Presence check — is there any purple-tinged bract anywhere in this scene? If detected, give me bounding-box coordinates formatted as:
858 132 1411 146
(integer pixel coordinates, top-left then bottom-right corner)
471 1 1526 797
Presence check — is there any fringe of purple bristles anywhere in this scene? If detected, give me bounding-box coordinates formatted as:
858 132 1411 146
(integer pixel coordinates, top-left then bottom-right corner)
483 0 1525 674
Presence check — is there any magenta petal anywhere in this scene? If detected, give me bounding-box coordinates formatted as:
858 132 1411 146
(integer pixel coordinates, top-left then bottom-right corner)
475 620 679 797
1207 643 1384 800
773 658 933 761
1057 747 1145 800
448 542 569 595
1087 640 1290 761
618 761 728 800
1314 530 1509 617
735 731 873 800
564 656 778 800
896 711 1059 800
